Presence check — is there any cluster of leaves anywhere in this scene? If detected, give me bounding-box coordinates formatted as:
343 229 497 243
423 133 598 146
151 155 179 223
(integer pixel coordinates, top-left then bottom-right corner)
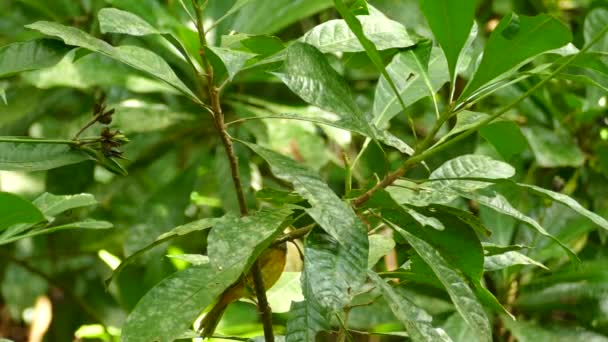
1 0 608 341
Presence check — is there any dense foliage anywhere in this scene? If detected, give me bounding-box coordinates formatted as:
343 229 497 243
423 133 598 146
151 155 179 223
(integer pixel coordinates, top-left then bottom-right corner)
1 0 608 341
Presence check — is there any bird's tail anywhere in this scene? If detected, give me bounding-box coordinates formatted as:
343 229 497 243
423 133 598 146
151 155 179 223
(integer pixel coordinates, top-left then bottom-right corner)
199 296 230 339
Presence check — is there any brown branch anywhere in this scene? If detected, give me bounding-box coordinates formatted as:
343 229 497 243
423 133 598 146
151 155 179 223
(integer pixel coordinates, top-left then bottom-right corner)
191 1 274 340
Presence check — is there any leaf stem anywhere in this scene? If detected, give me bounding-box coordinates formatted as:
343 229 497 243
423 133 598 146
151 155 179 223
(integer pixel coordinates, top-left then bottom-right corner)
0 137 78 145
191 1 275 340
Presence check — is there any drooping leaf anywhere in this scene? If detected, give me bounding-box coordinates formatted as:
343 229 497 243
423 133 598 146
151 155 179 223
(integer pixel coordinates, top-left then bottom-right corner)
502 317 608 342
232 0 333 35
0 39 71 77
25 21 200 103
521 125 585 168
98 8 161 36
369 271 453 342
122 207 292 342
32 192 96 217
392 225 492 342
418 0 476 82
484 251 547 271
460 13 572 101
0 192 45 230
300 15 416 53
373 46 449 128
207 46 257 81
0 141 93 172
0 220 113 246
515 183 608 231
243 142 369 292
275 42 371 135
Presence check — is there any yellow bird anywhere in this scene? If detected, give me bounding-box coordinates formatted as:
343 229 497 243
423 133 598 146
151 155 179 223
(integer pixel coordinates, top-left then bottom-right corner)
199 243 287 338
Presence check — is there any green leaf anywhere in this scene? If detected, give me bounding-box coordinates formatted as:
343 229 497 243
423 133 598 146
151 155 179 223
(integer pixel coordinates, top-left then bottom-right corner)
32 192 97 217
479 121 528 160
433 111 490 147
460 13 572 101
207 206 293 272
98 8 161 36
443 313 476 342
207 46 257 81
232 0 333 35
388 154 515 206
266 272 304 313
418 0 476 82
243 142 368 289
502 318 608 342
373 46 449 128
521 125 585 168
285 270 330 342
304 230 361 312
515 183 608 231
275 42 371 135
368 234 396 268
0 192 45 230
584 8 608 54
458 189 577 261
122 207 291 342
484 251 547 271
392 225 492 342
0 141 92 171
0 39 71 77
369 271 452 342
0 219 113 246
25 21 200 104
300 15 416 53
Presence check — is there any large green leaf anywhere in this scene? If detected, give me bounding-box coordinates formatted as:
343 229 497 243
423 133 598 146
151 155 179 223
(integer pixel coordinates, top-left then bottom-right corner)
304 230 360 312
207 46 257 81
373 46 449 128
392 225 492 342
25 21 200 103
460 13 571 101
419 0 476 82
388 154 515 206
479 121 528 161
0 141 92 171
98 7 161 36
515 183 608 231
369 271 453 342
484 251 547 271
207 206 293 271
32 192 96 217
122 208 292 342
300 15 416 53
521 125 585 168
502 318 608 342
285 270 330 342
0 39 71 77
0 192 45 230
243 142 369 290
232 0 333 35
275 42 371 135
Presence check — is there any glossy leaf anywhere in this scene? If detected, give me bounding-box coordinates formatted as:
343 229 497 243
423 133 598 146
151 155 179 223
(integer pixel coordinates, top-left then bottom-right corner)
392 225 492 342
460 13 571 101
419 0 476 81
369 271 453 342
484 251 547 271
26 21 200 103
244 142 369 291
32 192 96 217
98 8 161 36
0 39 71 77
521 126 585 168
0 141 92 171
0 192 45 230
123 207 291 342
373 47 449 128
300 15 416 53
516 183 608 231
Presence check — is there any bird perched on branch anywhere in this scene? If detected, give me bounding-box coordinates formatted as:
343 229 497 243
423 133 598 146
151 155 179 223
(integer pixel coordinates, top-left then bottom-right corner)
199 243 287 338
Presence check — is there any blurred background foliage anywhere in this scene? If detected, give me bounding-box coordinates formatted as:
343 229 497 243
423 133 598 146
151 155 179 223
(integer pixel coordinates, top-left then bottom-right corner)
0 0 608 341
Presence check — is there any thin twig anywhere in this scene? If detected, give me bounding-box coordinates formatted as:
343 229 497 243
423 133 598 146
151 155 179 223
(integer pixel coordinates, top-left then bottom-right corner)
190 1 275 340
